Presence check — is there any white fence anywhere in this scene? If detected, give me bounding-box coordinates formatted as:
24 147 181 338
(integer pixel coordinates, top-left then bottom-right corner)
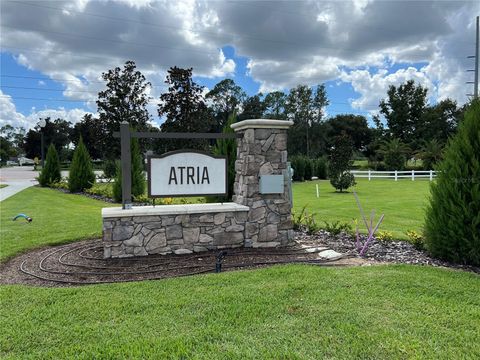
351 170 437 181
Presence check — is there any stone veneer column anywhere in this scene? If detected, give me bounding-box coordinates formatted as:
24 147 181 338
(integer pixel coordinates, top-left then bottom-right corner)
231 119 294 248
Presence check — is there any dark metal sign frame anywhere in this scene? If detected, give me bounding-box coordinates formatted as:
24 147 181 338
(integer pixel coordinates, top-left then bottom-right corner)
147 150 228 198
114 121 240 209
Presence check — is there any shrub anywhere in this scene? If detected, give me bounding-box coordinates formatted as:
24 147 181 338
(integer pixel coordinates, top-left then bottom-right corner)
304 157 313 180
321 220 352 236
406 230 425 250
328 133 356 192
292 205 307 230
424 100 480 266
291 156 306 181
103 159 117 179
314 157 327 179
112 137 146 203
85 183 113 198
376 230 393 242
68 137 95 193
379 138 410 170
304 212 320 235
50 180 69 190
38 144 61 187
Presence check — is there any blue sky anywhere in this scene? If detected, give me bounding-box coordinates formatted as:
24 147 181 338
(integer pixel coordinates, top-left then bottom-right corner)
0 0 476 130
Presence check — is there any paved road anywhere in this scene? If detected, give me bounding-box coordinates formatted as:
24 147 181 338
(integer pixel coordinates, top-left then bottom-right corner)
0 166 39 202
0 166 106 202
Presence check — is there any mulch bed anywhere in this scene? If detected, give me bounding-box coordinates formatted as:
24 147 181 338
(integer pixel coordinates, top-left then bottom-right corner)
298 229 480 274
1 231 477 288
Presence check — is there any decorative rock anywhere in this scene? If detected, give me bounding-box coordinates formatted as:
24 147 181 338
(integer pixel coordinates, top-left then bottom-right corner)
258 224 278 242
213 232 243 245
226 224 244 232
166 225 183 239
318 249 343 261
183 227 200 244
199 214 214 223
259 162 274 175
123 235 143 247
112 226 134 241
252 241 280 248
248 206 266 222
134 247 148 256
145 232 167 251
193 245 208 253
134 216 160 223
174 248 193 255
214 213 225 225
199 234 213 243
261 134 275 152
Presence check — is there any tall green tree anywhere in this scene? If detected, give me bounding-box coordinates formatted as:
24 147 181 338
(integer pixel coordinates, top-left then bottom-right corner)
424 100 480 266
379 80 427 147
71 114 105 160
264 91 287 119
286 84 329 157
206 79 246 128
68 137 95 192
38 143 61 186
416 139 444 170
23 118 73 161
378 138 411 170
157 66 214 151
328 133 356 192
97 60 151 158
419 99 461 145
325 114 372 153
238 94 266 120
211 112 237 201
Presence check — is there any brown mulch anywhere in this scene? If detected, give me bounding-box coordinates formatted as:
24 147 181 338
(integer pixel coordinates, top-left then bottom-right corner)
0 238 368 288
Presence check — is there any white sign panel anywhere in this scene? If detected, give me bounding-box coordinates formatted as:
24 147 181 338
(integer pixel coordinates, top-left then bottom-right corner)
148 151 227 197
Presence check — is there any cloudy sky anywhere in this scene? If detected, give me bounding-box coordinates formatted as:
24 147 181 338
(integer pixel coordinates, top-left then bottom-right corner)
0 0 478 130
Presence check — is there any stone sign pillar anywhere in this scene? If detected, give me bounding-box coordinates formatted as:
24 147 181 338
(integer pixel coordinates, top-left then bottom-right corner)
231 119 294 248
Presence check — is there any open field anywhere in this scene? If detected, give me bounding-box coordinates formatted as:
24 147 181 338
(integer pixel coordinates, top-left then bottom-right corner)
0 187 116 261
1 265 479 359
292 179 431 239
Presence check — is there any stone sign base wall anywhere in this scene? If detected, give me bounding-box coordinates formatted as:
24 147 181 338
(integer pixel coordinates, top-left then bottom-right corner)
102 203 249 258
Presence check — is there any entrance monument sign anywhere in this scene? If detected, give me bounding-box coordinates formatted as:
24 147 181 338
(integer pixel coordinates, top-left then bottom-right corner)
148 151 227 197
103 119 294 258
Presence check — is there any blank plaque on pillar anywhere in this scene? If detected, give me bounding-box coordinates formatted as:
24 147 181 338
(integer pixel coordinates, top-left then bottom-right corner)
259 175 284 194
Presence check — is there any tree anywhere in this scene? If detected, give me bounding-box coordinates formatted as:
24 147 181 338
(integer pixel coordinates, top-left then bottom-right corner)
419 99 461 145
157 66 214 151
97 60 151 158
416 139 443 170
379 80 427 148
238 94 266 120
71 114 105 160
424 100 480 266
328 133 356 192
112 137 145 202
285 84 329 157
378 138 411 170
325 115 372 153
264 91 287 119
211 112 237 201
38 143 61 186
23 118 73 161
68 137 95 192
206 79 246 128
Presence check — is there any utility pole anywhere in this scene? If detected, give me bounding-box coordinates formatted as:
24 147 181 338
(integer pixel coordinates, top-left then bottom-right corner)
475 16 479 98
467 16 479 99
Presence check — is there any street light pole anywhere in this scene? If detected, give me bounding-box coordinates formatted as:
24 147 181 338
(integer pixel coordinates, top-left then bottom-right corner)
37 119 46 168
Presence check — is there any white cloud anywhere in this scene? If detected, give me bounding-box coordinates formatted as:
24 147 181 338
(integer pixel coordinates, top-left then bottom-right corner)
0 90 93 130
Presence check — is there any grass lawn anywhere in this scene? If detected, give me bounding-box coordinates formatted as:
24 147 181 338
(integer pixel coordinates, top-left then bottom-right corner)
1 265 479 359
0 184 8 189
293 179 431 239
0 187 116 261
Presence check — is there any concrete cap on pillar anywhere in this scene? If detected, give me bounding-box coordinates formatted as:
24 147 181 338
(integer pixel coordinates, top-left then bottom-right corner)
230 119 294 132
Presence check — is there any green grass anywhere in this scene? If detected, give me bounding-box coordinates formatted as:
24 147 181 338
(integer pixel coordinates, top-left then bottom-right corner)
0 184 7 189
293 179 431 239
0 187 116 261
1 265 479 359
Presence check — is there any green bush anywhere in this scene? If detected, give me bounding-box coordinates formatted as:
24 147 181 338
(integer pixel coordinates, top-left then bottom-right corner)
291 156 306 181
113 137 146 203
314 157 328 179
376 230 394 242
103 159 117 179
304 157 313 181
321 220 352 236
424 100 480 266
405 230 425 250
68 137 95 193
85 183 113 198
38 144 61 187
328 134 356 192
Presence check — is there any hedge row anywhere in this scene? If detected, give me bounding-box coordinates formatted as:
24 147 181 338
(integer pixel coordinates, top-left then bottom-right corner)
290 156 327 181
